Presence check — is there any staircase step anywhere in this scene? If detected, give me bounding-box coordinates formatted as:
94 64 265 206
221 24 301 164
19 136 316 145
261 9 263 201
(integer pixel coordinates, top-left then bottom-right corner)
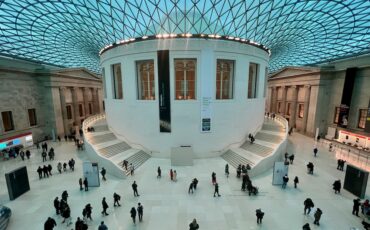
255 132 283 144
99 141 131 158
240 141 273 157
262 123 284 132
89 133 117 145
221 150 255 169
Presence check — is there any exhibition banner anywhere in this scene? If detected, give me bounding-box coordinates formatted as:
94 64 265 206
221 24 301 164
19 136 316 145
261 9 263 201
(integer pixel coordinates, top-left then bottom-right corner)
157 50 171 132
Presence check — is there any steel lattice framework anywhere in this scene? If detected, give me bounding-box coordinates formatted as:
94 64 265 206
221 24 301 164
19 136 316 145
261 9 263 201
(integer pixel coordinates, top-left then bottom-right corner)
1 0 370 73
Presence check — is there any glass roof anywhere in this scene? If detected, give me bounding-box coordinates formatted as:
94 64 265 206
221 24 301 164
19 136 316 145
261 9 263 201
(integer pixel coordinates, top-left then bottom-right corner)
1 0 370 73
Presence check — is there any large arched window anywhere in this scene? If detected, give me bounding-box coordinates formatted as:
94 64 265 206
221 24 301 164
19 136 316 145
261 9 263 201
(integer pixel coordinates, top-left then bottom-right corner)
175 59 196 100
136 60 155 100
216 59 234 100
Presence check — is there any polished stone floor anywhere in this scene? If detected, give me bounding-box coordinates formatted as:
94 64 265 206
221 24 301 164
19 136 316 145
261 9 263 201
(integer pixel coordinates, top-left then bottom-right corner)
0 133 367 230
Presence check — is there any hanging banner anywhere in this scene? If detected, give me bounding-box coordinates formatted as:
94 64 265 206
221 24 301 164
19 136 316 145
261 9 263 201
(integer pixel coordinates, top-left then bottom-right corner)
200 48 213 133
157 50 171 132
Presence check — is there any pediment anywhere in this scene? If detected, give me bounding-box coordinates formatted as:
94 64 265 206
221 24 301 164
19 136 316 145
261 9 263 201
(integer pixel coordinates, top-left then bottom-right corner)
52 68 100 79
270 67 320 79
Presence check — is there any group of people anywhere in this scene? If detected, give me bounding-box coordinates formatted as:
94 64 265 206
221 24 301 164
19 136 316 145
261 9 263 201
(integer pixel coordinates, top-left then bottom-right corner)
170 169 177 181
236 164 251 178
37 164 53 179
188 178 199 194
18 149 31 160
122 160 135 175
41 147 55 162
284 152 295 164
56 159 75 174
337 159 346 171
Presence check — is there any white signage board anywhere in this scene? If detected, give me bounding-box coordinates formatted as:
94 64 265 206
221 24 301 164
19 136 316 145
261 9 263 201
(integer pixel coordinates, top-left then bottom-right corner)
83 162 100 187
272 161 289 185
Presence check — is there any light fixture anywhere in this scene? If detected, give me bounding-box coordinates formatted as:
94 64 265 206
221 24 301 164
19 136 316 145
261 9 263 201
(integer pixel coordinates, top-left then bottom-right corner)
142 36 148 39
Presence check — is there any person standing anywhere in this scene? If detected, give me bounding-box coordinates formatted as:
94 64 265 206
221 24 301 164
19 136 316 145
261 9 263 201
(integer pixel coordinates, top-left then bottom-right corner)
353 198 361 216
256 209 264 224
313 147 318 157
57 162 62 174
157 166 161 178
188 181 194 194
189 219 199 230
26 150 31 159
304 198 314 215
101 167 107 181
137 203 143 222
282 174 289 189
225 164 229 177
75 217 84 230
47 164 52 176
333 180 341 194
53 197 60 215
302 223 311 230
130 163 134 176
170 169 174 181
284 152 289 161
132 181 139 196
44 217 57 230
114 192 121 206
20 150 25 161
313 208 323 226
43 165 49 178
214 183 221 197
173 170 177 182
130 207 137 224
289 154 295 164
42 151 47 162
294 176 299 188
79 178 83 191
193 178 198 190
98 221 108 230
101 197 109 216
83 177 89 191
61 204 72 226
37 166 43 179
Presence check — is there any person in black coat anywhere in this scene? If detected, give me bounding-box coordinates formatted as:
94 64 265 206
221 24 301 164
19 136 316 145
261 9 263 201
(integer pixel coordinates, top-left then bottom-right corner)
137 203 143 222
333 180 341 194
44 217 57 230
54 197 60 215
193 178 198 190
20 151 25 160
101 167 107 181
304 198 314 215
47 164 53 176
85 204 93 221
43 165 49 178
132 181 139 196
84 178 88 191
42 151 47 162
157 166 161 178
26 150 31 159
256 209 264 224
353 198 361 216
114 192 121 206
130 207 137 224
101 197 109 216
37 166 43 179
189 219 199 230
214 183 221 197
294 176 299 188
282 174 289 189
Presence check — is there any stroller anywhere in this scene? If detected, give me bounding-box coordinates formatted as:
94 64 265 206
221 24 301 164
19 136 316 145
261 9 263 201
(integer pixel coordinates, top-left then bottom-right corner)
247 183 259 196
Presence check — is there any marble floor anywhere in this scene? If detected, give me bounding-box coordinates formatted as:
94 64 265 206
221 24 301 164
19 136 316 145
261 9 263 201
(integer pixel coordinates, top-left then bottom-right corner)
0 133 367 230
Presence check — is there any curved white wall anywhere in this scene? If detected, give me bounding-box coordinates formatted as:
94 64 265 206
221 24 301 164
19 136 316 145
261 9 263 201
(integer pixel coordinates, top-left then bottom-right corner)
100 39 269 158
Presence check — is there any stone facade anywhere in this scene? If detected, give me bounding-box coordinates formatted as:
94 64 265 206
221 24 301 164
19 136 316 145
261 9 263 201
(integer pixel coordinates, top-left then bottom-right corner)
0 57 103 142
267 55 370 137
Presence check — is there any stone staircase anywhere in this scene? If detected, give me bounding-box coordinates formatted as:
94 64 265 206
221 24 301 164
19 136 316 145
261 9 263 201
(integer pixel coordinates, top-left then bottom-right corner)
221 117 286 170
83 118 151 178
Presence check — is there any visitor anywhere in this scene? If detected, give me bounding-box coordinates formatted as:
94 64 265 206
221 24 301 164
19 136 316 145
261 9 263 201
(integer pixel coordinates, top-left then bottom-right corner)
101 197 109 216
132 181 139 196
256 209 264 224
302 223 311 230
53 197 60 215
113 192 121 206
85 203 93 221
170 169 174 181
333 179 341 194
137 203 143 222
353 198 361 216
79 178 83 191
289 154 295 164
130 207 137 224
282 174 289 189
304 198 314 215
44 217 57 230
188 181 194 194
26 150 31 159
84 177 88 191
225 164 229 177
37 166 43 179
313 208 323 226
57 162 62 174
42 151 47 162
157 166 161 178
173 170 177 182
130 163 134 175
313 147 318 157
101 167 107 181
189 219 199 230
214 183 221 197
294 176 299 188
211 172 216 185
193 178 198 190
98 221 108 230
20 150 25 161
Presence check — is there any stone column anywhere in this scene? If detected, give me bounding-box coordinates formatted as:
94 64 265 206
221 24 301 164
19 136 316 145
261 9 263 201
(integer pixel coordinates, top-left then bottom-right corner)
59 87 69 135
83 87 90 116
302 85 311 133
91 88 100 114
271 86 278 113
280 86 287 115
290 86 298 128
71 87 80 127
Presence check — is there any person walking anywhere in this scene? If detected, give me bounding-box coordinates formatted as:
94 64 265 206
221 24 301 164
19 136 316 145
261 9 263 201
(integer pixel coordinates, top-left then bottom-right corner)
79 178 83 191
225 164 229 177
211 172 216 185
130 207 137 224
284 152 289 161
170 169 174 181
333 179 341 194
193 178 198 190
43 165 49 178
282 174 289 189
83 177 89 191
189 219 199 230
188 181 194 194
47 164 53 176
289 154 295 164
53 197 60 215
256 209 265 224
304 198 314 215
313 208 323 226
101 197 109 216
137 203 143 222
302 223 311 230
85 204 93 221
130 163 134 176
294 176 299 188
74 217 84 230
157 166 161 178
98 221 108 230
101 167 107 181
114 192 121 206
214 183 221 197
353 198 361 216
44 217 57 230
61 204 72 226
20 150 25 161
313 147 318 157
132 181 139 196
